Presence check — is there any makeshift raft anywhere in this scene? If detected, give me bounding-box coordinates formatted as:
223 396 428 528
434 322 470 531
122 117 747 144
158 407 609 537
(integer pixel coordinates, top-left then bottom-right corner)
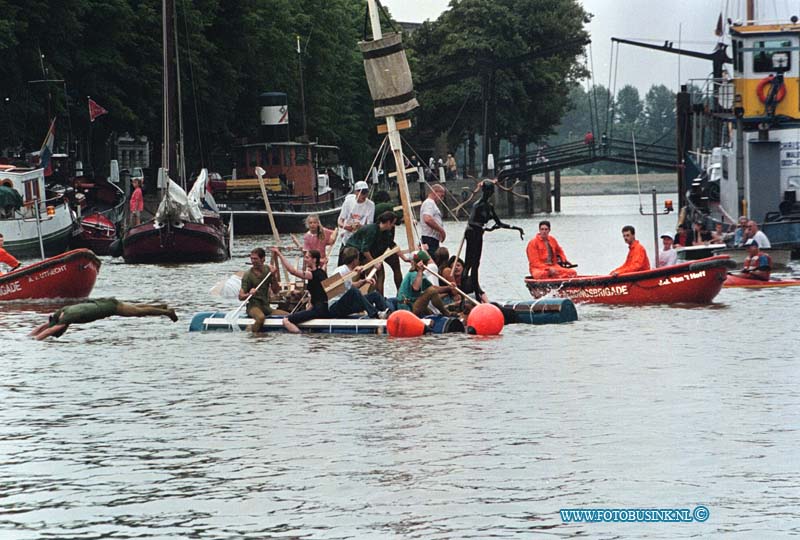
189 298 577 334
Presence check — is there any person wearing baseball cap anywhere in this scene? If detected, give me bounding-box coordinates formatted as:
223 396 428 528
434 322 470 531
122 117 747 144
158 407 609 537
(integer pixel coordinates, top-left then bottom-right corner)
732 239 771 281
395 250 456 317
337 180 375 264
658 232 678 267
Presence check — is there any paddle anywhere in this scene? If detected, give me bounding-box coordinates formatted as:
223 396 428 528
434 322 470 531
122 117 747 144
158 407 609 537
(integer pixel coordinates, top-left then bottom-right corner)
422 265 480 306
321 245 401 293
224 271 273 331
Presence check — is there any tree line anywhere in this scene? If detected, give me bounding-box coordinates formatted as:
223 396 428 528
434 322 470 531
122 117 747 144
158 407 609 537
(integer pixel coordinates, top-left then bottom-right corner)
0 0 678 178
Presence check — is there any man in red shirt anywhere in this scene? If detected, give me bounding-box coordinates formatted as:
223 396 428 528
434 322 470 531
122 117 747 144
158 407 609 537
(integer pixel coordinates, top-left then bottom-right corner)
526 220 577 279
0 233 20 274
611 225 650 276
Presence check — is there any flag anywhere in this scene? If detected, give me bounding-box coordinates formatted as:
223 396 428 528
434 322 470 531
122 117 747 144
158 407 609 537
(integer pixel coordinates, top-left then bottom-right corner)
37 118 56 176
715 13 724 37
88 97 108 122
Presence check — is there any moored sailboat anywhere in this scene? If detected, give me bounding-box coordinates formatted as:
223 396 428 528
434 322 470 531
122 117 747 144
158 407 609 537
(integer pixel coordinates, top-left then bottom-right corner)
121 0 227 264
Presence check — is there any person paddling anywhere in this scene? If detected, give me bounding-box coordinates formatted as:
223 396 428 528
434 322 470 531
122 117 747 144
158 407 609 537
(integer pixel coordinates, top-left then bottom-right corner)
272 247 329 334
239 247 283 334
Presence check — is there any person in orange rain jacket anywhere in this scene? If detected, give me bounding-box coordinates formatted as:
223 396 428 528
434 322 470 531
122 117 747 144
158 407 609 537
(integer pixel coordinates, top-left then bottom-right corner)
526 220 577 279
0 233 21 274
611 225 651 276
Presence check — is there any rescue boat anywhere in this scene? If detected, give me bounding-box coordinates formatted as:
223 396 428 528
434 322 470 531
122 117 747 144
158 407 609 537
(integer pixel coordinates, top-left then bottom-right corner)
524 256 734 305
0 248 101 301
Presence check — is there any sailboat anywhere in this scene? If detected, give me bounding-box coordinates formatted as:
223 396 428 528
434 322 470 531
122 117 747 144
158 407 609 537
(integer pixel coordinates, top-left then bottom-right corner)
121 0 228 264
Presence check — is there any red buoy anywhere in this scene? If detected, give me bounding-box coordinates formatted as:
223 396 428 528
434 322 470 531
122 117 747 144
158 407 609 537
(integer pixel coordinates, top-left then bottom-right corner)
467 303 505 335
386 309 426 337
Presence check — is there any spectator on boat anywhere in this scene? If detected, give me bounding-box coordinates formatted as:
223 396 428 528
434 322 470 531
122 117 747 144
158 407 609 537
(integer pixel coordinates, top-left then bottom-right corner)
129 177 144 227
239 247 283 334
396 250 456 317
692 222 712 245
337 181 375 264
611 225 651 276
445 152 457 181
746 220 771 248
420 183 447 254
463 180 525 303
584 131 594 146
0 233 21 274
673 222 694 247
303 214 335 269
733 216 749 246
731 239 771 281
710 222 728 244
272 247 329 334
29 298 178 340
328 247 390 319
526 220 577 279
658 233 678 267
344 211 399 295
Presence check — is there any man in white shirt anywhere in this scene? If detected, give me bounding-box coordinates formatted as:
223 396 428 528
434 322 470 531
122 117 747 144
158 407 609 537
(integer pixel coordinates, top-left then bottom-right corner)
746 220 771 248
328 247 390 318
420 183 446 254
337 180 375 264
658 232 678 267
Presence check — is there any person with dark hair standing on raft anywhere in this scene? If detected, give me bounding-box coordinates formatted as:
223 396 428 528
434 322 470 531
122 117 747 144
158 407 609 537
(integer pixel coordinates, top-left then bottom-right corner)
463 180 524 303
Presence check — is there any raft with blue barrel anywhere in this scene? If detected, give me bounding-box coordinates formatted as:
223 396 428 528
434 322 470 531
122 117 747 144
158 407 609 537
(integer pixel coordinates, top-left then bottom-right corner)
188 312 465 334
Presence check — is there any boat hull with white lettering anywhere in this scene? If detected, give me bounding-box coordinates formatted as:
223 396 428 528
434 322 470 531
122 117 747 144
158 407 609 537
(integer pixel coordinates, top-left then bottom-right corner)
0 248 101 301
524 256 733 305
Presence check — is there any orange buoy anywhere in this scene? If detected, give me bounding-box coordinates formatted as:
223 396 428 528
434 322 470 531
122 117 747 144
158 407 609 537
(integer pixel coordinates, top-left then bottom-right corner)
386 309 426 337
467 303 505 336
756 75 786 103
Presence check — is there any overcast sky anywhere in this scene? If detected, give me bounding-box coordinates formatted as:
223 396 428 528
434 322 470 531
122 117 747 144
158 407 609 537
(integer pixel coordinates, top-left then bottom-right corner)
381 0 800 97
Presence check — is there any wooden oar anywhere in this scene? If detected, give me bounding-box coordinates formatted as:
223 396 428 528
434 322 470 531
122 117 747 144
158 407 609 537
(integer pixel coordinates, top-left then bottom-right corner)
422 266 479 306
321 245 400 293
359 267 379 294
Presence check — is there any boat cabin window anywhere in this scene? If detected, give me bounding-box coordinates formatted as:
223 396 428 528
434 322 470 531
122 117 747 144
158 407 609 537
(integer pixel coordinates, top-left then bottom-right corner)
752 39 793 72
270 149 279 166
296 147 309 165
733 39 743 72
248 150 257 168
259 148 267 167
23 179 40 203
283 148 292 167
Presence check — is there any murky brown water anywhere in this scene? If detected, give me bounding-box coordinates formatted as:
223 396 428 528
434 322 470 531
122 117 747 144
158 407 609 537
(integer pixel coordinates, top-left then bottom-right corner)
1 194 798 538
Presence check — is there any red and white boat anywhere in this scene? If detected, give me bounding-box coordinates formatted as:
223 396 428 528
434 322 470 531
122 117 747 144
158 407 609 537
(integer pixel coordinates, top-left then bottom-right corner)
524 256 733 305
723 273 800 289
0 248 101 301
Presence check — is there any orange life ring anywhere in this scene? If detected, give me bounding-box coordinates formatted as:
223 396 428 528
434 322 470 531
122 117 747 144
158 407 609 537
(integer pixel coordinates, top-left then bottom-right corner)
756 76 786 103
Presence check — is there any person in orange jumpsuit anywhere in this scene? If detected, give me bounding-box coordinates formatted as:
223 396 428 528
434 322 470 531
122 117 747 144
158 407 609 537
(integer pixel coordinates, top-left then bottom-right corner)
0 233 21 274
526 220 577 279
611 225 650 276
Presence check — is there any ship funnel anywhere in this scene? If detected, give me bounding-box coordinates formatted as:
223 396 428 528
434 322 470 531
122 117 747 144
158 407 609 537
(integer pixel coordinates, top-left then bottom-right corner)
259 92 290 142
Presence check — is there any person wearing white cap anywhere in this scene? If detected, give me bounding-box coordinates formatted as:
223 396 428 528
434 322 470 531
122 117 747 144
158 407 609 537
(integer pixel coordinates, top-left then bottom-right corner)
337 180 375 264
658 232 678 267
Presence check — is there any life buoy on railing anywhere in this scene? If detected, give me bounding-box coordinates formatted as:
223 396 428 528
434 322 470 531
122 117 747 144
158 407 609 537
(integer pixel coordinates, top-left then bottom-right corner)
756 75 786 103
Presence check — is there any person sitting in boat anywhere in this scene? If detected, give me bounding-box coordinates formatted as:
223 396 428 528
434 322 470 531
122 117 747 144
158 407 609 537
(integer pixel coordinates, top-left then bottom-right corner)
344 211 399 295
396 250 456 317
440 255 466 310
673 223 694 247
733 216 749 246
302 214 335 270
745 220 771 248
731 239 771 281
710 222 729 245
337 180 375 265
692 222 712 246
0 233 21 274
239 247 283 334
526 220 577 279
328 247 390 319
272 247 329 334
610 225 651 277
464 180 524 303
658 232 678 267
29 298 178 340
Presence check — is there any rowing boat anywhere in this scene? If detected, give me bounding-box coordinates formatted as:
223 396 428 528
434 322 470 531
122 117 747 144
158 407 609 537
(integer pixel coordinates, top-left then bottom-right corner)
723 273 800 289
524 256 734 305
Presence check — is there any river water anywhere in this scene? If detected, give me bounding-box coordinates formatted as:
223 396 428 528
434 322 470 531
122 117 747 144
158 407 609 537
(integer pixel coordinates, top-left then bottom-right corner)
1 194 798 539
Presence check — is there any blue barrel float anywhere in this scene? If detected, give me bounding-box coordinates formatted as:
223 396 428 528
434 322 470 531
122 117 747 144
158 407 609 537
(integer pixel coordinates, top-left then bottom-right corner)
497 298 578 325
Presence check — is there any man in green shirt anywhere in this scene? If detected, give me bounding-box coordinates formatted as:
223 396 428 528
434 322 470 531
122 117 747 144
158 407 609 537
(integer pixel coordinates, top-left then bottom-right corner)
239 247 283 333
345 211 399 295
397 250 456 317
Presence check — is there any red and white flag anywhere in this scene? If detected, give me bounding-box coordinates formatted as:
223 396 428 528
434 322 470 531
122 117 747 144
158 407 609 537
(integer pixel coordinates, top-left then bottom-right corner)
88 97 108 122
